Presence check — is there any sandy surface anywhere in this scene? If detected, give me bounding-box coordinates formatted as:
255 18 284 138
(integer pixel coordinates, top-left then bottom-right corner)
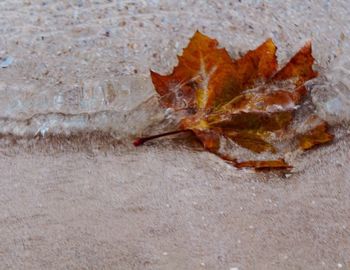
1 1 350 269
0 138 350 270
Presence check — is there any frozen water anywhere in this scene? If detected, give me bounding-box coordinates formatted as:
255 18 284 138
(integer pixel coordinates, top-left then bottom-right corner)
0 0 350 140
312 56 350 124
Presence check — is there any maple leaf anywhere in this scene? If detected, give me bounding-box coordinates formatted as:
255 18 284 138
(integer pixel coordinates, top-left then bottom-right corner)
134 31 333 170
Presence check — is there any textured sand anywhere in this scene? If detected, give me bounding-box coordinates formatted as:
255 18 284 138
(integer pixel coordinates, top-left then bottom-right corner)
1 1 350 269
1 138 349 270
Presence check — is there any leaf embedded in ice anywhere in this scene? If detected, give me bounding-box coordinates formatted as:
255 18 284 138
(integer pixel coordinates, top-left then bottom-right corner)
136 31 333 170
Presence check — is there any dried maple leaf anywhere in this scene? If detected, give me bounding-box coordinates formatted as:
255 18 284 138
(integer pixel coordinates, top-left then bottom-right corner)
134 31 333 170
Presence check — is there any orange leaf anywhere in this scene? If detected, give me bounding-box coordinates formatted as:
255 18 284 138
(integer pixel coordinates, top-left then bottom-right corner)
213 38 278 107
151 31 236 110
134 31 332 171
272 42 318 87
233 39 278 89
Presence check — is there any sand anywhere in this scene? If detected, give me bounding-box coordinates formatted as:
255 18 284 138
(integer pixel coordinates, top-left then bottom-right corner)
1 1 350 269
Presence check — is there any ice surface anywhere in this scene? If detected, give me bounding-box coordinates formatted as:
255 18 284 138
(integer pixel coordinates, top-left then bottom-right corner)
312 56 350 124
0 0 349 140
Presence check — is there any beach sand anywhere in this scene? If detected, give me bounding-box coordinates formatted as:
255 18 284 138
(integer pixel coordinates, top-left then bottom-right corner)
1 1 350 269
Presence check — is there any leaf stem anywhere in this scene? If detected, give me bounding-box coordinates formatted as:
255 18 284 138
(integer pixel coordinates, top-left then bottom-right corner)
133 129 191 146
